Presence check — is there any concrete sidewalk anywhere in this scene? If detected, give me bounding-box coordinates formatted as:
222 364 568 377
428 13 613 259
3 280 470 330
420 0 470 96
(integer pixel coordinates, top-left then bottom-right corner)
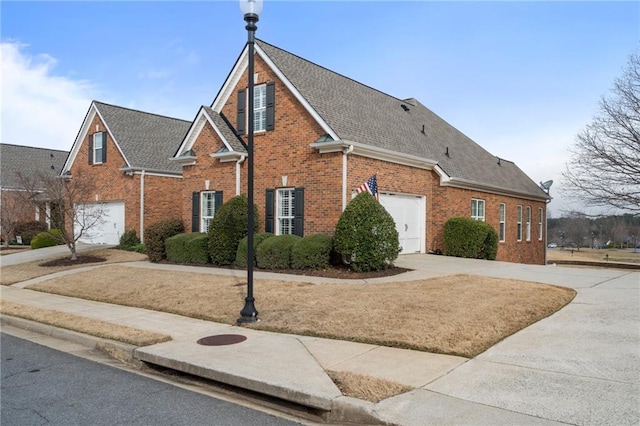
1 254 638 425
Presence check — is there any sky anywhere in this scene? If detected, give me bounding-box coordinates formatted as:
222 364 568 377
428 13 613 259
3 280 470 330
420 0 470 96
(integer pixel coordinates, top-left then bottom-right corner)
1 1 638 216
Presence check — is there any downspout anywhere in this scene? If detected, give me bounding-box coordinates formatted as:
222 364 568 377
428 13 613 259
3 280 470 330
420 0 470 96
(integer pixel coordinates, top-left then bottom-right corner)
140 170 146 242
342 145 354 211
236 154 247 195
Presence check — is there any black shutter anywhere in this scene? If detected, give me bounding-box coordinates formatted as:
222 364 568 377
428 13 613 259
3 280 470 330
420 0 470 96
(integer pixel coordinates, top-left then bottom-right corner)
102 132 107 163
294 187 304 237
88 135 93 165
265 189 274 233
214 191 223 213
192 192 200 232
236 89 246 135
266 82 275 131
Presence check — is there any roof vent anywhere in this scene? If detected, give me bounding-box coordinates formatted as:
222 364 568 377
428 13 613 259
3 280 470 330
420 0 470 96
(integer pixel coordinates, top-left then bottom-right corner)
421 124 425 134
445 147 450 157
497 157 501 166
401 104 410 112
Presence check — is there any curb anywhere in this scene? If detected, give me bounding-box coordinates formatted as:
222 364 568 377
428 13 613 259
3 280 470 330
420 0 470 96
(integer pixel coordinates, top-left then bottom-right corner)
549 260 640 270
1 314 392 425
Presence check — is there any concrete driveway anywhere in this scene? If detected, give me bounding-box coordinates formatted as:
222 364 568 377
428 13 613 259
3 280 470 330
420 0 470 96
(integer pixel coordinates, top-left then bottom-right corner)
0 243 112 267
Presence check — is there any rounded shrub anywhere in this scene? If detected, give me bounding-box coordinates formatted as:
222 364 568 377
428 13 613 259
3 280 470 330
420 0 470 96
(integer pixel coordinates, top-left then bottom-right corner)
30 229 64 249
236 232 275 267
256 234 301 269
208 195 259 266
291 234 333 269
443 217 499 260
144 218 184 263
118 229 140 249
16 221 48 245
166 232 209 264
333 192 400 272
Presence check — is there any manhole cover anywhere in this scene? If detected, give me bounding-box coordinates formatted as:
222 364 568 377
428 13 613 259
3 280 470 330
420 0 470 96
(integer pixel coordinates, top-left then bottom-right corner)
197 334 247 346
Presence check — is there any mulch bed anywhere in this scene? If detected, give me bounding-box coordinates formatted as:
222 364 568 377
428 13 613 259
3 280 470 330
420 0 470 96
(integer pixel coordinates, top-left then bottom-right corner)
39 256 107 267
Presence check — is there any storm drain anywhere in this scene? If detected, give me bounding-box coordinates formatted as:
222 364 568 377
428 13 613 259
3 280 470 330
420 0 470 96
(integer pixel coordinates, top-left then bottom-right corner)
197 334 247 346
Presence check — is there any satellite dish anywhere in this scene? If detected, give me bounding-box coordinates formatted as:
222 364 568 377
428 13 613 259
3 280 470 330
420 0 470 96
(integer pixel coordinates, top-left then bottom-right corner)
540 180 553 193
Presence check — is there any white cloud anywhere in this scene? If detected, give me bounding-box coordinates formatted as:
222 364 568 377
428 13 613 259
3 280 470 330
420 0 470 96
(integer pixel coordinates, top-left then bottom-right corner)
1 42 95 151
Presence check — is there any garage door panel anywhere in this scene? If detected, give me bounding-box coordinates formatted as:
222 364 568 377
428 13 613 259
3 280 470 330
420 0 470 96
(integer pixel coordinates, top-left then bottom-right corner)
380 193 425 254
76 202 125 245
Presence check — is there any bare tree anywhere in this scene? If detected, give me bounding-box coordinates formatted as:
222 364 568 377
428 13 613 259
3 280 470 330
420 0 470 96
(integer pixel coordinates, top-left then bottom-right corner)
562 50 640 213
16 169 105 260
0 191 32 246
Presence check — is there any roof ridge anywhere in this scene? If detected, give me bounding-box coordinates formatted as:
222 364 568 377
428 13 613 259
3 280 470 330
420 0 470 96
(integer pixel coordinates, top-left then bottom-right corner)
0 142 69 153
93 100 191 124
256 39 408 105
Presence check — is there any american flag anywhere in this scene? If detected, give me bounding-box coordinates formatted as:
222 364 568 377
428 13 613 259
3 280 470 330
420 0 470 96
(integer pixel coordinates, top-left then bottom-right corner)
357 174 379 201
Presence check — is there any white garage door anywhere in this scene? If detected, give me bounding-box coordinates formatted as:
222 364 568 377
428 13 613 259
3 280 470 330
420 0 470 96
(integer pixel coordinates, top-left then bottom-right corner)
380 193 425 254
76 201 125 245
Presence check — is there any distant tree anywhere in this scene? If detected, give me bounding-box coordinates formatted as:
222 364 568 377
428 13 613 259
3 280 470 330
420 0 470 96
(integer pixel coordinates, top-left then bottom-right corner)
564 211 590 250
16 169 105 260
562 50 640 213
0 192 31 246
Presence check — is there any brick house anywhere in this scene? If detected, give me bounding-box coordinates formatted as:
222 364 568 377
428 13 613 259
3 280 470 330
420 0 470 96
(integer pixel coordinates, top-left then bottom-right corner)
61 102 190 244
173 40 550 265
0 143 69 242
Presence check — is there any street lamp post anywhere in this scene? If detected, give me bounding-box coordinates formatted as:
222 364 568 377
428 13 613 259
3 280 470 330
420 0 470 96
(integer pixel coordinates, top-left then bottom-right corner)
237 0 262 324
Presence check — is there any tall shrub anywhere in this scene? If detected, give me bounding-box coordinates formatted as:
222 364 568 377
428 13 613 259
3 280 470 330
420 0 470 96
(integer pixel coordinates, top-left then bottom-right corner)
443 217 498 260
333 192 400 272
208 195 259 265
144 218 184 262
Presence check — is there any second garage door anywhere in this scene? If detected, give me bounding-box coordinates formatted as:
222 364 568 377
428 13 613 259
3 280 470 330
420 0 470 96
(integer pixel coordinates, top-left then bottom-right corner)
379 193 425 254
76 201 125 245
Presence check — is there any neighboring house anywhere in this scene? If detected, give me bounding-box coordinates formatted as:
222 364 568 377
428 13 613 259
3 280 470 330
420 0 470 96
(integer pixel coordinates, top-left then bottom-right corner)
61 101 191 244
0 143 68 241
174 40 550 265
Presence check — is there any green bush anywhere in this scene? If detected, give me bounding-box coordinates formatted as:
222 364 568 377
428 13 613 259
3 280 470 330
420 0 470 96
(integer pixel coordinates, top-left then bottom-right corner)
208 195 259 266
30 229 64 249
131 243 146 254
443 217 499 260
118 229 140 249
236 232 275 267
15 221 48 245
333 192 400 272
166 233 210 264
291 234 333 269
144 218 184 262
256 234 301 269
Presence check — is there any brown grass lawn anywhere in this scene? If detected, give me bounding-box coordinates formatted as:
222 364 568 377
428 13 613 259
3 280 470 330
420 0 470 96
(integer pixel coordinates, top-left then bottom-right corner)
547 247 639 264
24 265 576 358
0 249 147 285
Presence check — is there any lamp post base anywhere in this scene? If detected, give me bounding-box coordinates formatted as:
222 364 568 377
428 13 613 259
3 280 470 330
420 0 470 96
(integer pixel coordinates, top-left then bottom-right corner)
237 296 259 324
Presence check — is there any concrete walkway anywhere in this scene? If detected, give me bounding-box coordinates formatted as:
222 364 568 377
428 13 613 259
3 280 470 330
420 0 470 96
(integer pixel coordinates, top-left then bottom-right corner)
1 252 638 425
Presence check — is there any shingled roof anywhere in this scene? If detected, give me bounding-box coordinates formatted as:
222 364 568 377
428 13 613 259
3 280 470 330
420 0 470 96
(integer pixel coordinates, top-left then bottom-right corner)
91 102 191 173
0 143 68 190
255 40 548 200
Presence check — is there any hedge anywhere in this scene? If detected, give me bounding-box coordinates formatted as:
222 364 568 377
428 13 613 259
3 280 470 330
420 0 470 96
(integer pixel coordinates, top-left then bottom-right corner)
166 232 210 264
443 217 498 260
144 218 184 262
256 234 301 269
290 234 333 269
235 232 275 267
30 229 64 249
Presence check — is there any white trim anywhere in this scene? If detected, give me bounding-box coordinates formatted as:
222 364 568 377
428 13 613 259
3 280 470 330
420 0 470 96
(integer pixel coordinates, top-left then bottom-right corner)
236 154 246 195
119 168 182 179
212 44 339 141
342 145 353 211
174 107 238 159
139 170 145 241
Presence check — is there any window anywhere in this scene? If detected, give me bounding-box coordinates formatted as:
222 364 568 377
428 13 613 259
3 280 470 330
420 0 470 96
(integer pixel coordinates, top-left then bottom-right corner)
254 84 267 132
200 191 217 232
92 132 106 164
538 208 543 241
277 188 295 235
526 206 531 241
499 203 506 242
471 199 485 221
516 205 523 241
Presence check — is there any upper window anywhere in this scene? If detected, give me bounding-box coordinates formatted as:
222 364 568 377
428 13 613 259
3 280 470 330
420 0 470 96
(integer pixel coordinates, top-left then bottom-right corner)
526 206 532 241
254 84 267 132
471 199 485 221
93 132 105 164
516 205 523 241
538 207 544 241
499 203 506 242
201 191 217 232
277 188 295 235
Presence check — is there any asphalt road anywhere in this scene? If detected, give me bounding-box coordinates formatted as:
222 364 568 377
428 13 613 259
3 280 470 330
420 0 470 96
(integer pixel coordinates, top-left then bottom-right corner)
1 333 302 426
